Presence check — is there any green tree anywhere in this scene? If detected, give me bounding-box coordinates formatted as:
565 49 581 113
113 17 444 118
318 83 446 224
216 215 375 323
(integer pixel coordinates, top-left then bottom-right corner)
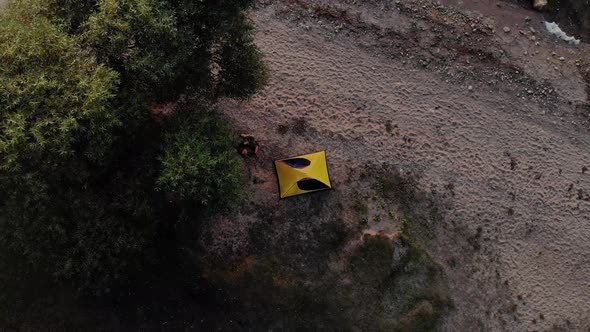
216 12 269 98
0 0 265 295
0 11 152 294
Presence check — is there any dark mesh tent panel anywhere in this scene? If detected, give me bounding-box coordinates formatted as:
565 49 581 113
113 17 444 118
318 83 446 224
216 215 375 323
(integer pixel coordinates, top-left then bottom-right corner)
297 178 330 191
281 158 311 168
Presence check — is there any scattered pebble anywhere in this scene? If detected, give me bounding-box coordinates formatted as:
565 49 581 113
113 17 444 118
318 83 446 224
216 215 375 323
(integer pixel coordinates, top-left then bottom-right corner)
559 56 565 61
534 0 548 10
503 26 511 33
468 85 473 91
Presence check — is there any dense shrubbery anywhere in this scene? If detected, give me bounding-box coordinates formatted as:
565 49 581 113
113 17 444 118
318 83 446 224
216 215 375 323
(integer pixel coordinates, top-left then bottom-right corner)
157 102 244 208
0 0 265 295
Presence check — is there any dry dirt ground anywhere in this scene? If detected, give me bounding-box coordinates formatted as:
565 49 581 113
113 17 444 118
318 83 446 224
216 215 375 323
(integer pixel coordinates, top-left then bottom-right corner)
214 0 589 330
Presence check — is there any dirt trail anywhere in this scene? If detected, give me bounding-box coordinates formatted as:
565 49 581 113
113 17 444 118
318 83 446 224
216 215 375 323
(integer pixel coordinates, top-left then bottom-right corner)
221 0 590 329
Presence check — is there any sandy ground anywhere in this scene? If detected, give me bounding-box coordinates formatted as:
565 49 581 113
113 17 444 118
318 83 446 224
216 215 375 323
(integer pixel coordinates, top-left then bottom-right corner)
218 0 590 330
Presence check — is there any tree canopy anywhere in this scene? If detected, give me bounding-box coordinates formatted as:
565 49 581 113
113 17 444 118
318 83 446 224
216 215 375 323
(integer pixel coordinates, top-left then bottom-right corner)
0 0 265 294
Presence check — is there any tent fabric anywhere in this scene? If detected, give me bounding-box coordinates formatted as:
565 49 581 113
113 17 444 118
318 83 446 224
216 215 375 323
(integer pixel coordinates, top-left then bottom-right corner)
274 151 332 198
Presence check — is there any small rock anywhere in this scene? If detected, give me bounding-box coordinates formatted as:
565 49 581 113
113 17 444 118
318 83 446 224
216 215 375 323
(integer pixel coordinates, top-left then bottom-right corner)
527 90 533 94
524 51 528 55
468 85 473 91
559 56 565 61
525 16 531 22
503 26 511 33
551 51 556 56
534 0 548 10
535 42 540 46
529 27 536 33
530 35 537 41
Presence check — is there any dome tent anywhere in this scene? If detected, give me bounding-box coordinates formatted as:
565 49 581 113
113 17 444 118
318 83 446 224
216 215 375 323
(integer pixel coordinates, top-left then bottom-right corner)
274 151 332 198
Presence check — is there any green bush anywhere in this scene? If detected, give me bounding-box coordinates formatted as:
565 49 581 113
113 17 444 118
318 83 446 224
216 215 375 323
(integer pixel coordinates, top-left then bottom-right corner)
0 0 265 296
157 105 243 208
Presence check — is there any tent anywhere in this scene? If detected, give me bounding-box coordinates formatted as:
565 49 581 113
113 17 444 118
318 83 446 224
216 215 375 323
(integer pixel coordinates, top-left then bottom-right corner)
274 151 332 198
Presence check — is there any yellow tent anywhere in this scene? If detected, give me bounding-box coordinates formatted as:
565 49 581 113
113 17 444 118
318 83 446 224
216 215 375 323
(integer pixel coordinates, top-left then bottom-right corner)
274 151 332 198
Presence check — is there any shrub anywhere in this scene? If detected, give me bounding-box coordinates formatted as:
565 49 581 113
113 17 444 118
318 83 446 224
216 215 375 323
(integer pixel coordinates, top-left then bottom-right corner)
157 105 244 209
349 235 394 284
217 12 269 98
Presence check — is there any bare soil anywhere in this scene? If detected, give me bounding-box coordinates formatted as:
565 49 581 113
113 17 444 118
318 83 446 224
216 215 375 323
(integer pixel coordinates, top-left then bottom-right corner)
215 0 590 330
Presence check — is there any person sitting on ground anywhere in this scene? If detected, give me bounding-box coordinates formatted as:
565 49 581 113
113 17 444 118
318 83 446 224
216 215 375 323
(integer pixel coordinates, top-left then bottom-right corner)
239 133 259 156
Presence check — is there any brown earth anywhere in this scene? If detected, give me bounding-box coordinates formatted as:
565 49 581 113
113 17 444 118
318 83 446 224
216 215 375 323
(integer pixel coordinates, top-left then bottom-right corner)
212 0 590 330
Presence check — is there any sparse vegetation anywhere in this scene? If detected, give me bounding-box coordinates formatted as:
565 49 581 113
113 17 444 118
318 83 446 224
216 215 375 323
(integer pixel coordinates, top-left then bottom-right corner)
385 120 393 133
345 232 451 331
198 231 451 331
351 191 369 216
291 117 308 135
375 165 444 241
277 123 290 134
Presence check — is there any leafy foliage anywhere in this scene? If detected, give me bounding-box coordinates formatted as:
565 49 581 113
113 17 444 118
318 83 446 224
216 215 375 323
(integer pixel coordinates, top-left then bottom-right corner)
216 12 269 98
0 0 265 296
0 11 157 294
83 0 186 101
0 13 119 175
157 103 243 208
